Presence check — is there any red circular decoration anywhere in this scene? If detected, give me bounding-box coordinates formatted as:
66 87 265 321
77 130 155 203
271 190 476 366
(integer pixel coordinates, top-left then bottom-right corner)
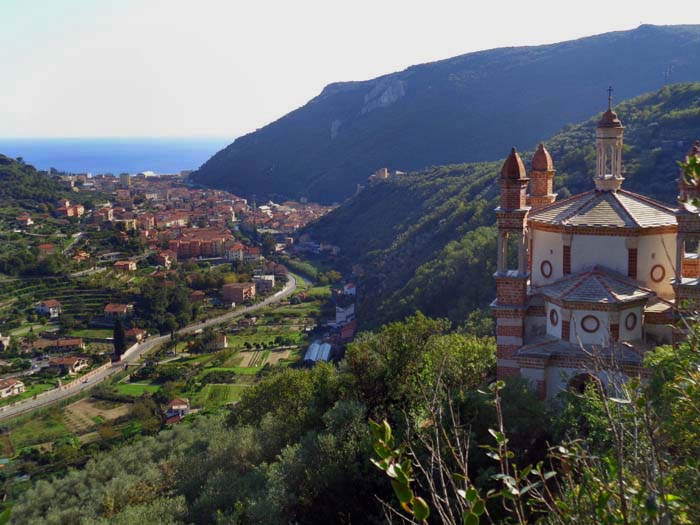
540 260 553 278
650 265 666 283
625 312 637 331
549 309 559 326
581 315 600 333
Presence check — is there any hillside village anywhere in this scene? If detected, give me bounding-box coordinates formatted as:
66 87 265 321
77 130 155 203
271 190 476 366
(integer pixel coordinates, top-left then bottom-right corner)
0 164 361 432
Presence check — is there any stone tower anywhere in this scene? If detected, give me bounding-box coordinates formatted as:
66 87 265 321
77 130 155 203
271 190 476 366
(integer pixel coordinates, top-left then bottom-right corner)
493 148 530 379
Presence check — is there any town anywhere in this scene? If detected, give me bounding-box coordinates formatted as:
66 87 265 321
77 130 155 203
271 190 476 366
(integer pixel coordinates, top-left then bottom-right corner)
0 166 360 451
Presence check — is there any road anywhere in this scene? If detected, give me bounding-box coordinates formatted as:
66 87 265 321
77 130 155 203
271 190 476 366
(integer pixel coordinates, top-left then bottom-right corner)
0 274 298 421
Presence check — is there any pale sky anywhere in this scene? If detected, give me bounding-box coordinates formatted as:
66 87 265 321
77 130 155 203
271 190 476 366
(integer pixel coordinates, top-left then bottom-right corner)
0 0 694 138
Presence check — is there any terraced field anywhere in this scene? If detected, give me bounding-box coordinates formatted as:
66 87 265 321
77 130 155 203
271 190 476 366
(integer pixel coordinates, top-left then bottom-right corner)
193 384 247 408
114 383 160 397
0 273 128 323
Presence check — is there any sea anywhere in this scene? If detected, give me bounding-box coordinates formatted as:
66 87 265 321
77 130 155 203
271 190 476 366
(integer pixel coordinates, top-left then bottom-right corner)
0 137 232 175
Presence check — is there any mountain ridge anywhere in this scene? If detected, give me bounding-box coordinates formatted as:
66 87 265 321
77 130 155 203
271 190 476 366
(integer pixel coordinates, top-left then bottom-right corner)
193 24 700 202
304 82 700 328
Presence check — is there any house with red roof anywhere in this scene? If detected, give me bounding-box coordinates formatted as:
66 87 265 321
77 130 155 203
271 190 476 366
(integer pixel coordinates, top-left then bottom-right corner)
0 378 25 398
36 299 62 318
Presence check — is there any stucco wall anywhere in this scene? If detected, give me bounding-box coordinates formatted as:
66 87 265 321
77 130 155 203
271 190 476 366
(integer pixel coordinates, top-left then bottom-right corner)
570 309 611 346
531 229 677 301
637 233 676 299
571 235 627 275
545 302 563 339
530 230 563 286
619 305 643 341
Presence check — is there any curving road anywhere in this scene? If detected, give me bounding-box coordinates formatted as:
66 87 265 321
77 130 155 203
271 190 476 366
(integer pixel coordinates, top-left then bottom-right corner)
0 274 297 421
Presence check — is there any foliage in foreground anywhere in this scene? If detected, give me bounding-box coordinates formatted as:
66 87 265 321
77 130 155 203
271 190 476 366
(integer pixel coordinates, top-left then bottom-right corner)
10 310 700 524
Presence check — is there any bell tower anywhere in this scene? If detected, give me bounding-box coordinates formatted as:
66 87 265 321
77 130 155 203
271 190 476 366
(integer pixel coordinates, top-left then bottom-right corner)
594 87 625 192
493 147 530 379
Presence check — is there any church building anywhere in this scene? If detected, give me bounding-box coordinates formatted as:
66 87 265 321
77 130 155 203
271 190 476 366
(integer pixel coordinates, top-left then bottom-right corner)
492 94 700 398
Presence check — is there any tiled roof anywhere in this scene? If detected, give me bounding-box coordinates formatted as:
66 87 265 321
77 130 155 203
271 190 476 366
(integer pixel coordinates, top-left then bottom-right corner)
0 378 24 388
529 189 677 229
533 266 655 304
41 299 61 308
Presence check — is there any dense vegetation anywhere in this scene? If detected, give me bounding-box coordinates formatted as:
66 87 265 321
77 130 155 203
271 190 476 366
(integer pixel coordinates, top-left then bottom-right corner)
193 25 700 202
0 155 87 212
11 313 700 524
306 83 700 328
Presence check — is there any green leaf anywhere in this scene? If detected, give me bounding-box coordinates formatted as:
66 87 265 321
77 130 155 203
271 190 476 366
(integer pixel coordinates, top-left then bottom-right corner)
373 442 390 459
413 496 430 521
488 429 505 444
382 419 392 443
472 500 485 516
463 511 479 525
391 480 413 503
465 487 478 503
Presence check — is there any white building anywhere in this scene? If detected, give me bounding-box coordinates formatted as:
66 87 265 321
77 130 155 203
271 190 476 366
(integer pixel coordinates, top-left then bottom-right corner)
0 378 25 398
36 299 62 319
492 96 698 399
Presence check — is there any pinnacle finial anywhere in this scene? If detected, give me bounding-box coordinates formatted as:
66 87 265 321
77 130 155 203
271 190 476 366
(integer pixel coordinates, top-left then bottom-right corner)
607 86 613 110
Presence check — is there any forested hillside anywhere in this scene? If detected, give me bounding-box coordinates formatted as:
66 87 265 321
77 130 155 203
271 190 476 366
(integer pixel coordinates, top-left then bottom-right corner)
306 83 700 328
13 314 700 524
193 25 700 202
0 155 75 212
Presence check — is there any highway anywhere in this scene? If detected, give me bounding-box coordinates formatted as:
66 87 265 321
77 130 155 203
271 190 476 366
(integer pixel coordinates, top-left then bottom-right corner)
0 274 297 421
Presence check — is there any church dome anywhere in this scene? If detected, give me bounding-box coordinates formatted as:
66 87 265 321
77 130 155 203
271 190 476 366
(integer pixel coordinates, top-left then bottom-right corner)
532 143 554 171
597 108 623 128
501 147 527 180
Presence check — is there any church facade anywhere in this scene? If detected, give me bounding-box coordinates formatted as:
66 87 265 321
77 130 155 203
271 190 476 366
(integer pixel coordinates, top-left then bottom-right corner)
492 97 700 399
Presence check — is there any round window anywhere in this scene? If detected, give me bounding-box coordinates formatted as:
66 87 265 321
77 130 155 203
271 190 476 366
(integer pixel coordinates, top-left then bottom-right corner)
650 264 666 283
549 309 559 326
625 312 637 331
540 260 553 278
581 315 600 333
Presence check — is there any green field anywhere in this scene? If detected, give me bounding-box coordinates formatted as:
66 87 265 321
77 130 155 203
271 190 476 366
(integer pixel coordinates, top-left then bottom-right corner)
114 383 160 397
204 366 263 375
193 384 247 407
227 326 304 349
68 328 113 339
9 411 71 449
304 285 332 299
8 323 47 337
